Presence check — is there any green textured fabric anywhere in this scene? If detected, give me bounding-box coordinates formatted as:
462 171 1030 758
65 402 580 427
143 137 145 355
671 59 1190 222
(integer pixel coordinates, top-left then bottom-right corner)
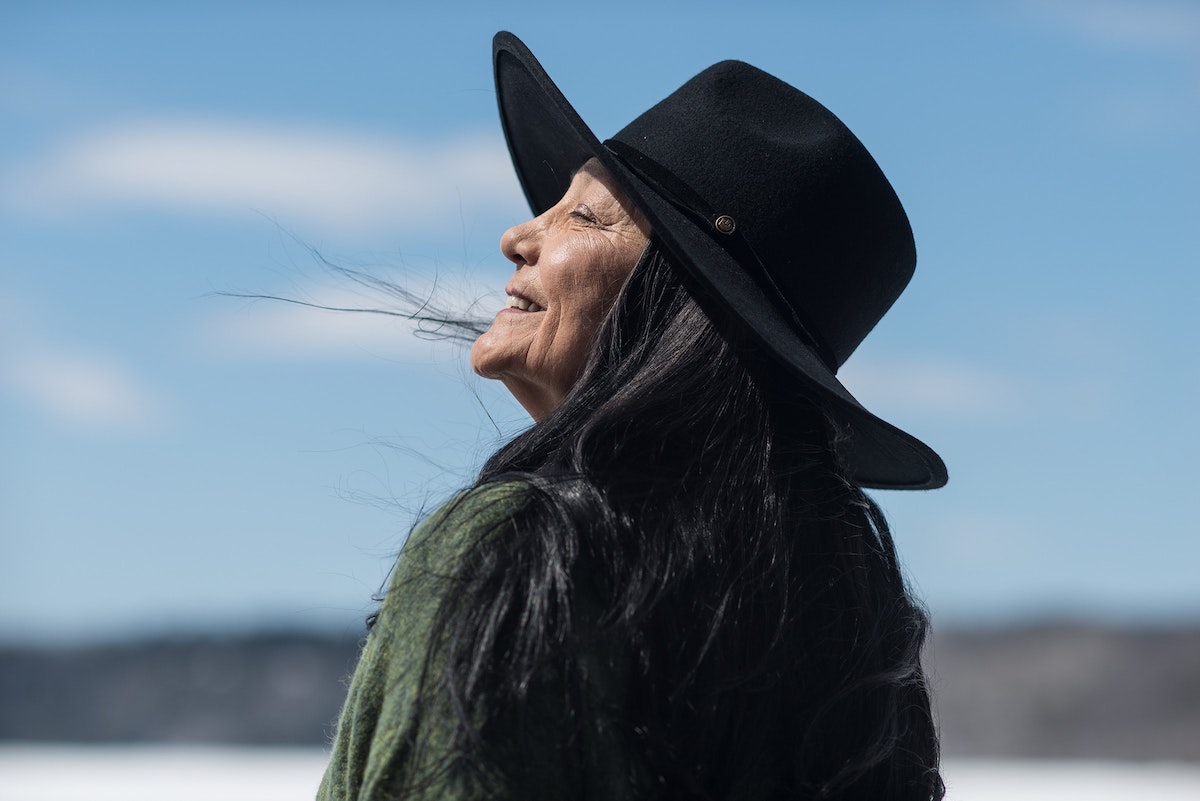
316 482 647 801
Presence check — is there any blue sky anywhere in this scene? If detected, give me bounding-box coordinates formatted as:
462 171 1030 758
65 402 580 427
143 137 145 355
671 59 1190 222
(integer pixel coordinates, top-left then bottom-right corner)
2 1 1197 642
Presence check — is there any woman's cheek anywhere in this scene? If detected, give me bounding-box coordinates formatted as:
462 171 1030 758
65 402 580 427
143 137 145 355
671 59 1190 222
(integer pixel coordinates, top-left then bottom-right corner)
548 316 599 392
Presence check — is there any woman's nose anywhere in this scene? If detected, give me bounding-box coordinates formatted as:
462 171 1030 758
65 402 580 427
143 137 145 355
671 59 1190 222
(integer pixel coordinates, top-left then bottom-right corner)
500 218 539 268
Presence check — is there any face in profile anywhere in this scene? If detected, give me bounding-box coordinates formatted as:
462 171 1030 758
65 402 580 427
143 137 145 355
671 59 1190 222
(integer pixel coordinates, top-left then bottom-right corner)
472 159 651 419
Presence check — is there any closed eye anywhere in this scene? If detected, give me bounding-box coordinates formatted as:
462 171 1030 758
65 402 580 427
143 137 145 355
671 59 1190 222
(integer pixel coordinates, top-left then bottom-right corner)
570 204 599 224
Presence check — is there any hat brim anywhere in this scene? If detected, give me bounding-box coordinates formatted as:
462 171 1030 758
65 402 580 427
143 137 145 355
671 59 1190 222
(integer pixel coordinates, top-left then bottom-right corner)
493 32 946 490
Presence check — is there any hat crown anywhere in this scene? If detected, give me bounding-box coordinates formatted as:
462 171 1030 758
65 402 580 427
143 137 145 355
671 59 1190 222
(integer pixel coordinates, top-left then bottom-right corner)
612 61 916 368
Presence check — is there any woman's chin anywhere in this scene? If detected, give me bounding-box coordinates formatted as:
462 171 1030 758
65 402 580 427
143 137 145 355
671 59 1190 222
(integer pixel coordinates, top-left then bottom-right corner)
469 332 506 379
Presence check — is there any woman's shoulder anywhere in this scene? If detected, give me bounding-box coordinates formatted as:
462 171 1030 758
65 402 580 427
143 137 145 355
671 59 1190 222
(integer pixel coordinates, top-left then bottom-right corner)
317 480 537 801
410 480 533 547
419 480 534 534
395 480 535 579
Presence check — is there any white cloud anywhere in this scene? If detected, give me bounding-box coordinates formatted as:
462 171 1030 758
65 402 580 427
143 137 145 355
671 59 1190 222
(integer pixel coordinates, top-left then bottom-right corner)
0 288 171 434
1 347 169 433
921 510 1040 565
1014 1 1200 143
839 356 1022 420
1089 87 1192 140
4 119 527 236
841 339 1126 426
1019 0 1200 50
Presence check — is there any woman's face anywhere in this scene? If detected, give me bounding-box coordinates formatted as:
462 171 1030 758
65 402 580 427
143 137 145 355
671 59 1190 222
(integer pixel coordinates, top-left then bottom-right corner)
471 159 650 419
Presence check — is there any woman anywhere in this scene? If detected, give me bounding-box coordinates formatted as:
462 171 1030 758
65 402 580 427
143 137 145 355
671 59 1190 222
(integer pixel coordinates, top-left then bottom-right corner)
318 32 946 801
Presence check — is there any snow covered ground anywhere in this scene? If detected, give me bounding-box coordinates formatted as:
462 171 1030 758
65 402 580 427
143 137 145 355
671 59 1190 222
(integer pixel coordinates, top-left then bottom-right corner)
1 745 1199 800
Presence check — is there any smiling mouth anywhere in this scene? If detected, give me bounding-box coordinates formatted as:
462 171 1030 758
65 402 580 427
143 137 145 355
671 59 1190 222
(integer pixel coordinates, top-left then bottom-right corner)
506 294 544 312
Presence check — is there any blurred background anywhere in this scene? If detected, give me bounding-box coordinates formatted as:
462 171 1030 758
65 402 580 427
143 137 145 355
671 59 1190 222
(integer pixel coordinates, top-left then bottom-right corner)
2 0 1198 796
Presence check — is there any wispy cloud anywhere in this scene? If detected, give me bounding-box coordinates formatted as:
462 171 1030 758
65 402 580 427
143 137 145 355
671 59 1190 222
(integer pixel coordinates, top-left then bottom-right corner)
1015 1 1200 142
1019 0 1200 50
3 119 527 236
0 290 170 434
841 335 1129 426
1 347 169 432
840 356 1022 420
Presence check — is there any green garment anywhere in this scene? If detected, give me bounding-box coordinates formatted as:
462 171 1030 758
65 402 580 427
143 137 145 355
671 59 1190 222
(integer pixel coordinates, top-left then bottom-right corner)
317 482 647 801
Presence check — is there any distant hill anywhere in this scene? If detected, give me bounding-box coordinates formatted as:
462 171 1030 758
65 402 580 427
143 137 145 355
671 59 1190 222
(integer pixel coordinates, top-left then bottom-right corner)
2 624 1198 760
0 631 360 745
929 624 1200 761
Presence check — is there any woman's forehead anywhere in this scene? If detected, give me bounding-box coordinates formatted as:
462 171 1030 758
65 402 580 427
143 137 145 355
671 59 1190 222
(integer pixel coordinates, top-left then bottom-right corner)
567 158 611 190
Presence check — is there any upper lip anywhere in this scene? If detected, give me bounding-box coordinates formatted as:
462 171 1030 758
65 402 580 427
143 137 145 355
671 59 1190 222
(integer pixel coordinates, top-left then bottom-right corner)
504 285 544 310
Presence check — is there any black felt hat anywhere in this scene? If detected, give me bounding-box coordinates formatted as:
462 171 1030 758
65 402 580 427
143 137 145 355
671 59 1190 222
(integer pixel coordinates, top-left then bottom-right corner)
493 32 947 490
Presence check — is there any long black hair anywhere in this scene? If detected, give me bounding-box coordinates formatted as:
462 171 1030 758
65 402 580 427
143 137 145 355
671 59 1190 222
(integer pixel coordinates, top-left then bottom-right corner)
407 242 944 800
